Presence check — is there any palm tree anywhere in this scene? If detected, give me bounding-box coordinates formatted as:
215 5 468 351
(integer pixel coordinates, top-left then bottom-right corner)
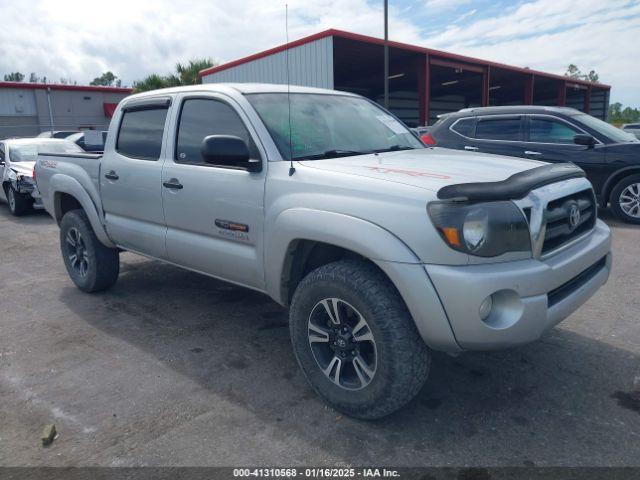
133 58 216 93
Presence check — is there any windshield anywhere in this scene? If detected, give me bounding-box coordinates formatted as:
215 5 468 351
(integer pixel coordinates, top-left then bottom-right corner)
10 141 82 162
574 114 639 143
246 93 423 160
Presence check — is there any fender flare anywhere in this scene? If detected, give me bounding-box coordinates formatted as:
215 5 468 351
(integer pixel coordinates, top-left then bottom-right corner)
599 166 640 207
50 174 116 248
265 208 420 304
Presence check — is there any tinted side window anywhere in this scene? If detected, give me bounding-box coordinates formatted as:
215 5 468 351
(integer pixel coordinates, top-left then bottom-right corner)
529 117 579 144
451 118 474 137
117 108 168 160
0 144 5 161
176 98 257 165
475 117 522 141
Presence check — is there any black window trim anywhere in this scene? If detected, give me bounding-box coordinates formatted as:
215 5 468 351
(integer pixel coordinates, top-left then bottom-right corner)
173 95 263 171
116 104 170 161
473 114 524 143
525 114 604 146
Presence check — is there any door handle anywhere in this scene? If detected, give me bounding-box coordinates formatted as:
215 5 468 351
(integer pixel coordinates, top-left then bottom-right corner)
464 146 479 151
524 150 542 156
104 170 119 180
163 178 183 190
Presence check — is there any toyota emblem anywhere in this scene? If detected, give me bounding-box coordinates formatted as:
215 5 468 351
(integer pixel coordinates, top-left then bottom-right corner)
568 204 581 230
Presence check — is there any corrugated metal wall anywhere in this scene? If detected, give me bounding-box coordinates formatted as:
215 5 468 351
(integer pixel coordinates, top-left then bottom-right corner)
0 88 37 115
202 36 334 89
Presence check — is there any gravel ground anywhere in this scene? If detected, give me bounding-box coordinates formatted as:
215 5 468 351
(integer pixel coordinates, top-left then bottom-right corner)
0 205 638 467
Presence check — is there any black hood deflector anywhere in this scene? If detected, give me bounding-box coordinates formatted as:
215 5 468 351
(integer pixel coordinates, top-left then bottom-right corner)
437 163 586 202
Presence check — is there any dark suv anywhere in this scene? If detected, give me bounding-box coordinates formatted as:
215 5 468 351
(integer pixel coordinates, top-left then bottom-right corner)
426 106 640 223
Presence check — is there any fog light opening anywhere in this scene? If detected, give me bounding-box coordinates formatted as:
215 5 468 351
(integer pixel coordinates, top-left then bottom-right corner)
479 295 493 320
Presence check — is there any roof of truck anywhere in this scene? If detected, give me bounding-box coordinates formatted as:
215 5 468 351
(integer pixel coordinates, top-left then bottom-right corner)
124 83 358 101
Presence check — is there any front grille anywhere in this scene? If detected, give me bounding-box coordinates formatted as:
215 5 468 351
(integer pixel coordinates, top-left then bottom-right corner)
541 188 596 255
547 256 607 307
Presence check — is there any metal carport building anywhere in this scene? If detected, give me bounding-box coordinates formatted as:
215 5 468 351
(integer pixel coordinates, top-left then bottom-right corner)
199 29 611 127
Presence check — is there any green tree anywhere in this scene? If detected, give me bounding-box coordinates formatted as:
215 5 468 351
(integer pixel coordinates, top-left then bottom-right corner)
133 58 216 93
3 72 24 82
29 72 40 83
608 102 640 124
90 71 119 87
564 64 600 83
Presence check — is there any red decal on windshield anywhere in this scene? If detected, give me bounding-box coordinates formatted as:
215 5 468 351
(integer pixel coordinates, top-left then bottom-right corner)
364 166 451 179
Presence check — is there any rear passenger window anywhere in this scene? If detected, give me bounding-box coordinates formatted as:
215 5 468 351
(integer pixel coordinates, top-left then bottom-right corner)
475 117 522 141
175 98 257 165
451 118 474 137
116 108 168 160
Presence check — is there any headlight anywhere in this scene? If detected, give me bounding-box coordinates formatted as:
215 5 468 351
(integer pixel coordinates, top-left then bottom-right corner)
427 201 531 257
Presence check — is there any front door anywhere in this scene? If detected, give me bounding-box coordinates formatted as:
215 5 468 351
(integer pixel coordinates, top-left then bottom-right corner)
161 94 266 290
100 98 171 258
524 115 607 190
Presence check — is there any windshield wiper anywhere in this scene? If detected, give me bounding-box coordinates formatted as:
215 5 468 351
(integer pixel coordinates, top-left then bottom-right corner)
293 149 368 161
372 145 416 153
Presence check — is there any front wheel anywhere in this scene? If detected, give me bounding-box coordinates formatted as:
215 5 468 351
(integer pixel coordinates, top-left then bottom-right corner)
5 185 32 216
610 175 640 224
60 209 120 292
289 259 431 419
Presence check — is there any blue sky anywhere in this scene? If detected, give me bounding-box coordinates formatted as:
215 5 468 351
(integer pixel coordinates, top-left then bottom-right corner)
0 0 638 107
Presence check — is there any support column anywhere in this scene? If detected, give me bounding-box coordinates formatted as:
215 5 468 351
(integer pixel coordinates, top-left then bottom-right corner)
418 54 430 125
558 80 567 106
524 75 534 105
482 66 490 107
584 85 592 114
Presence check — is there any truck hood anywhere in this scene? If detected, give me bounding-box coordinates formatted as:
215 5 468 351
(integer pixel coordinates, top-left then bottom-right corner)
8 161 35 177
299 147 545 192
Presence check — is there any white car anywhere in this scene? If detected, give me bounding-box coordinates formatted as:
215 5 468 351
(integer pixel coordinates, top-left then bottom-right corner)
0 138 83 216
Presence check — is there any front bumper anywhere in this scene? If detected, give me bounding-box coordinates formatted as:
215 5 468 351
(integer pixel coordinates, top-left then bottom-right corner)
425 219 612 350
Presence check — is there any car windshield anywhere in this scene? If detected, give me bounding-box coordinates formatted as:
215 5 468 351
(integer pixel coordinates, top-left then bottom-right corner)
574 114 639 143
10 141 82 161
246 93 423 160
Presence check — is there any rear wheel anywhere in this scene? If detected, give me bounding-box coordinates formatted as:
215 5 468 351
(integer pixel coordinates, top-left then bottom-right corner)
289 259 431 419
60 209 120 292
5 184 32 216
610 175 640 224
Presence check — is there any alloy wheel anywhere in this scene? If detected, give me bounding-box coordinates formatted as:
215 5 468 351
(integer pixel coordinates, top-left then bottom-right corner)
65 227 90 277
619 183 640 218
307 298 377 391
7 188 16 212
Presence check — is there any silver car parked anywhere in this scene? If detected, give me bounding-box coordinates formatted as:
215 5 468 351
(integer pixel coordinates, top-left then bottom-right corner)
0 138 83 216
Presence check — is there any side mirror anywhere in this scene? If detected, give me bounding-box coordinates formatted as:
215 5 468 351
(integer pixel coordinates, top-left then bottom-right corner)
574 134 596 148
200 135 261 172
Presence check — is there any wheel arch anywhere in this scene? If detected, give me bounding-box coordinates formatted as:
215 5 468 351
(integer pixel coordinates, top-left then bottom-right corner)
50 175 115 248
265 208 420 306
600 167 640 207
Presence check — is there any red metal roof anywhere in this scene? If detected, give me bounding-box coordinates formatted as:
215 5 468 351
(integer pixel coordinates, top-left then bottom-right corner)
0 81 132 93
199 28 610 90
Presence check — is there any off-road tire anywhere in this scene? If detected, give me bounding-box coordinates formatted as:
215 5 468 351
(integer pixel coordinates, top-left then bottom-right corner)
5 184 32 216
60 209 120 292
289 259 431 419
610 174 640 224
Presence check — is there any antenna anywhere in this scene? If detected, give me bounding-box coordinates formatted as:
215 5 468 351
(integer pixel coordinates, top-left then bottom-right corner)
285 4 295 176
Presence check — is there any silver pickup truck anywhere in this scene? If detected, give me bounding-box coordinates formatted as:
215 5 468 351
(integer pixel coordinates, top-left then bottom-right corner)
35 84 612 418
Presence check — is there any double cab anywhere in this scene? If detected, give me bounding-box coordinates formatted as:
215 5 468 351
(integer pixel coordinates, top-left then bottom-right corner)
35 84 612 418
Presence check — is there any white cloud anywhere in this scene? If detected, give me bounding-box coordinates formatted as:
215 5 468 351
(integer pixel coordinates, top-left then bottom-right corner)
0 0 423 86
424 0 472 12
454 8 477 23
424 0 640 106
0 0 638 106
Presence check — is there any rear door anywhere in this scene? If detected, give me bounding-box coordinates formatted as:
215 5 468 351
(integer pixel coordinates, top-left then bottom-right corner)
467 115 527 157
100 97 171 258
524 114 607 189
161 93 267 290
